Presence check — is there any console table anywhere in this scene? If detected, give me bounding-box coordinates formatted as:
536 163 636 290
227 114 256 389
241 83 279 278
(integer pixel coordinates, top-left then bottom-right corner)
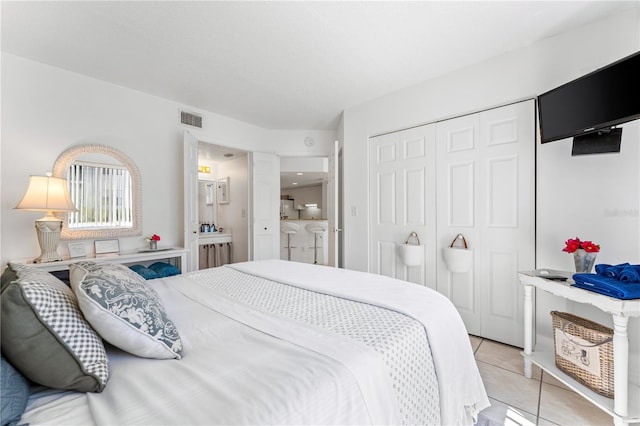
519 270 640 426
11 247 188 273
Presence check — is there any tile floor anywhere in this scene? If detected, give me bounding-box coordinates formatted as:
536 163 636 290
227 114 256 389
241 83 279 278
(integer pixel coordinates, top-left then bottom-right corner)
471 335 614 426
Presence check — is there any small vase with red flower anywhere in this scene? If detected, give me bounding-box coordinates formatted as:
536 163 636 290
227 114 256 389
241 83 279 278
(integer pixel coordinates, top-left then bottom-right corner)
563 237 599 273
145 234 161 251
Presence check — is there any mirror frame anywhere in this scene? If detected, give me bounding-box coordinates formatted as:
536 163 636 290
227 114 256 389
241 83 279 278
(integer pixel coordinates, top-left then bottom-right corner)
52 144 142 240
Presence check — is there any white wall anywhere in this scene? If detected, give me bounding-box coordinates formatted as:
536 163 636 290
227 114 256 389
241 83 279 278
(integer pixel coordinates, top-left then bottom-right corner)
342 10 639 381
0 53 334 266
536 120 640 383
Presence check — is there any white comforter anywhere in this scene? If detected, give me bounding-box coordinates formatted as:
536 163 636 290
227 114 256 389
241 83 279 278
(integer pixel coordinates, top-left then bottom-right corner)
21 260 488 425
231 260 490 425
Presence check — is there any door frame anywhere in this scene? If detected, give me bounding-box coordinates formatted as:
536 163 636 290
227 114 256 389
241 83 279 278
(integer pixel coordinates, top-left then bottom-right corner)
184 131 341 268
279 151 341 266
183 131 253 268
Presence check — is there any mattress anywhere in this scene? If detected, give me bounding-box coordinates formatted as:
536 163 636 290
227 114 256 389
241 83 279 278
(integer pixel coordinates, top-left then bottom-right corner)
20 260 488 425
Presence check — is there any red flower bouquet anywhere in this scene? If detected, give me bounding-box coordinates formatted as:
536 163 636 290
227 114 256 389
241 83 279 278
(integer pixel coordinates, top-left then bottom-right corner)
144 234 161 250
563 237 599 253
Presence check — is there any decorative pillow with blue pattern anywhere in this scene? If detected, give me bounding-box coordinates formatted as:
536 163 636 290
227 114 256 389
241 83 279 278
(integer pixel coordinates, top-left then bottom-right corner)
69 261 183 359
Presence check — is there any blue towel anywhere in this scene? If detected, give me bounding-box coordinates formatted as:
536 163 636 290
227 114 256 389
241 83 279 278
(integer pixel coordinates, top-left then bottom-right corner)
149 262 181 278
129 265 160 280
618 265 640 283
573 273 640 300
594 263 629 278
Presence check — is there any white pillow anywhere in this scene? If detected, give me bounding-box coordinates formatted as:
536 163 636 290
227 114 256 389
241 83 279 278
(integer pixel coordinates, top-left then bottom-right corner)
69 261 183 359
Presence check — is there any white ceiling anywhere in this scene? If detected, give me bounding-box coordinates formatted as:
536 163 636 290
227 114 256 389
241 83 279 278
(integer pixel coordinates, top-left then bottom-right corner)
281 171 327 190
2 1 636 130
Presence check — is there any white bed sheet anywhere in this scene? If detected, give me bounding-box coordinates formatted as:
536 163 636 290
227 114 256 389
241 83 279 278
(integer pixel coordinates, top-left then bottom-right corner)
21 260 488 425
21 265 394 425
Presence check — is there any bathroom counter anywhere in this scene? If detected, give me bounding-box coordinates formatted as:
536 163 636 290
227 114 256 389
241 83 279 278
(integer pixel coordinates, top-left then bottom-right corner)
199 233 232 243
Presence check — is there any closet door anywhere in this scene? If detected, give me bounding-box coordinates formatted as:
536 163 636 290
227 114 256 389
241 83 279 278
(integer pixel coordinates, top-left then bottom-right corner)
436 100 535 346
435 113 482 336
369 125 436 287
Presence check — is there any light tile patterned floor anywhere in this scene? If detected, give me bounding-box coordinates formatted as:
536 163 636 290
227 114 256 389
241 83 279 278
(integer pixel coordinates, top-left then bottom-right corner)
471 335 614 426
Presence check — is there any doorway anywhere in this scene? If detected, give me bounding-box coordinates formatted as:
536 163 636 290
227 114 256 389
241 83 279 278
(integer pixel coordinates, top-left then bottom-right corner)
184 132 338 270
280 157 329 264
197 142 250 266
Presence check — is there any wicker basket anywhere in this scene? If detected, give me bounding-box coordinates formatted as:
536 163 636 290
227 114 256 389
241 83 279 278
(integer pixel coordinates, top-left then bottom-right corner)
550 311 614 398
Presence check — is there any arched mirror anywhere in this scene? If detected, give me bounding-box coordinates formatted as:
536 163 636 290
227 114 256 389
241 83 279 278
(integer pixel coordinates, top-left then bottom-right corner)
52 144 142 240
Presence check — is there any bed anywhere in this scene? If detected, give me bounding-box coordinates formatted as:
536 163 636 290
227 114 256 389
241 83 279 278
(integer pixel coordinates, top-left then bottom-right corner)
1 259 489 425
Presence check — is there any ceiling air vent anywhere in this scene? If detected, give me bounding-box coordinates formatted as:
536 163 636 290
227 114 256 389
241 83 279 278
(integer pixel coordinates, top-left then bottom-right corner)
180 111 203 128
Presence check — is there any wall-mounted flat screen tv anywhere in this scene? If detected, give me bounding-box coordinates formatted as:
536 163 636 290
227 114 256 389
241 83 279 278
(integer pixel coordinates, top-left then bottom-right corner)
538 51 640 144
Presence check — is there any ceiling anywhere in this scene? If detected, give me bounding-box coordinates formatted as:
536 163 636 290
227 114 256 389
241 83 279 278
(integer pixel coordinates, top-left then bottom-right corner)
198 142 247 163
2 1 636 131
281 171 327 190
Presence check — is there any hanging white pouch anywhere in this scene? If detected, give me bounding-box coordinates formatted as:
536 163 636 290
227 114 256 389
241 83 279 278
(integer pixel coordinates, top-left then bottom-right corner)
443 234 473 273
399 232 424 266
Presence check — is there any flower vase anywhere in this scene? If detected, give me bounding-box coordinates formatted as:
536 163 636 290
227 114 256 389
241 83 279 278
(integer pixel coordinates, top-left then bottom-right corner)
573 249 597 273
149 240 157 251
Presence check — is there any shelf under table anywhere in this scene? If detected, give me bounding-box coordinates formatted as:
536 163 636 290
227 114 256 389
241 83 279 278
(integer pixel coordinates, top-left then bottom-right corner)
523 346 640 424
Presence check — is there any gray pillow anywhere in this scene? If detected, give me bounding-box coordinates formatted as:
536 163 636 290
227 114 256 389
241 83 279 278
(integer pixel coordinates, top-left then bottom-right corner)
70 261 183 359
1 355 29 426
0 263 109 392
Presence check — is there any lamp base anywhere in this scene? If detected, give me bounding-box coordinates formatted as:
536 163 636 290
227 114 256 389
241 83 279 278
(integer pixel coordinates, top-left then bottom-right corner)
33 216 64 263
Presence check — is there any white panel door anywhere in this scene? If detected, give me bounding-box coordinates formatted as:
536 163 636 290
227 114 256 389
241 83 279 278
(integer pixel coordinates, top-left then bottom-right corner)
250 151 280 260
369 125 436 287
183 131 199 273
435 113 482 335
436 100 535 346
478 101 535 346
327 140 340 267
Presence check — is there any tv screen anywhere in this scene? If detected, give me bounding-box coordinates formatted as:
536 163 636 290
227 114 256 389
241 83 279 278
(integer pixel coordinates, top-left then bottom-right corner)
538 52 640 143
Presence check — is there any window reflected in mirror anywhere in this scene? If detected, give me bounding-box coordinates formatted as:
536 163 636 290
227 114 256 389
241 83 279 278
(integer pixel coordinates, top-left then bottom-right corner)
67 160 133 229
53 144 142 240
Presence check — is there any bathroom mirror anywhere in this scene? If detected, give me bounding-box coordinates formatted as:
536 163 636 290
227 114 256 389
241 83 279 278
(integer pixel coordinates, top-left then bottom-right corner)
198 180 218 228
52 144 142 240
217 177 229 204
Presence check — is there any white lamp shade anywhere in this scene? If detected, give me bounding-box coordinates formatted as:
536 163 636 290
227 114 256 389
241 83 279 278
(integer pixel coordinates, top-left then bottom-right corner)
15 175 78 212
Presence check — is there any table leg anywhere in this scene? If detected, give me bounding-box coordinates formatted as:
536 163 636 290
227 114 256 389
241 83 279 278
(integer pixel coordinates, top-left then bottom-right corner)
612 314 628 418
523 284 533 378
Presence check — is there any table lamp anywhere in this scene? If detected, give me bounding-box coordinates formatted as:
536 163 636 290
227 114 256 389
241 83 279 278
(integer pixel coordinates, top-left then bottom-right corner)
15 173 78 263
